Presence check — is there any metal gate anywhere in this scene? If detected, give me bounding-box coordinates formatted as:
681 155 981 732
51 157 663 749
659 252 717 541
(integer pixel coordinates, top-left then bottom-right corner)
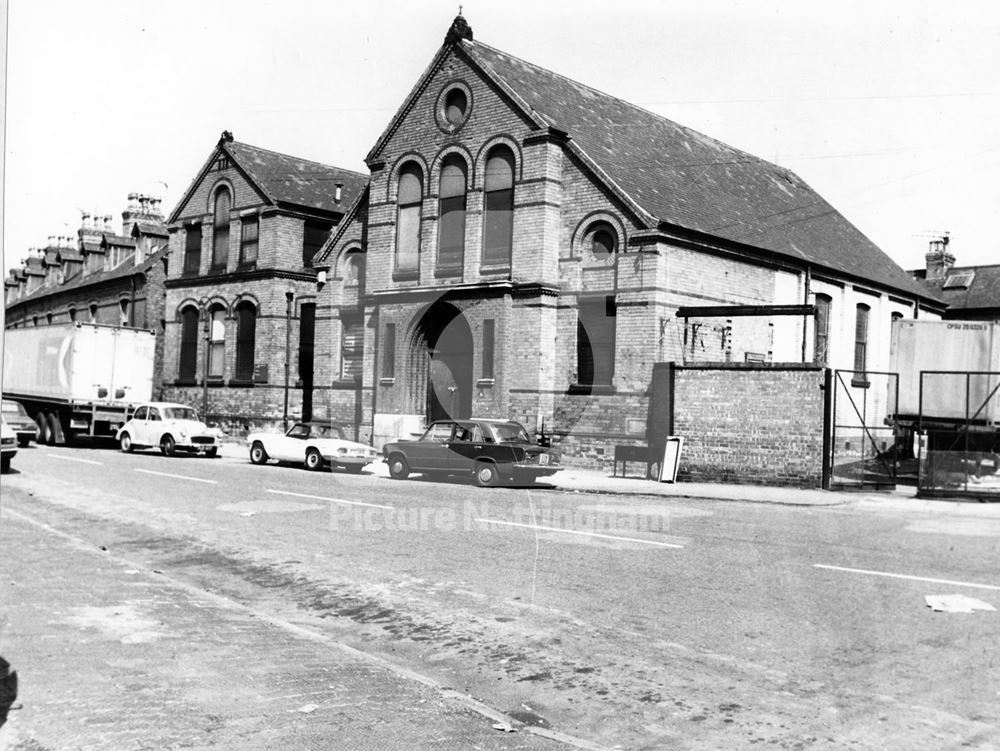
916 370 1000 499
829 369 899 489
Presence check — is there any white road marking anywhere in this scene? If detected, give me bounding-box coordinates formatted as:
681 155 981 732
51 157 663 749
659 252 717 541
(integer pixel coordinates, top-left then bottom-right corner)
267 488 393 510
135 468 218 484
814 564 1000 592
474 518 684 548
45 453 103 466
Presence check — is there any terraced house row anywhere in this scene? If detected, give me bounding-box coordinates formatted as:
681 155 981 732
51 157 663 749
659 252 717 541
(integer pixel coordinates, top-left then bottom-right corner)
4 15 947 483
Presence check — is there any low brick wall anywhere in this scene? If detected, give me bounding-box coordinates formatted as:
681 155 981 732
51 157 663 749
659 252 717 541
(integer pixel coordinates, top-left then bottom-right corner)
673 364 827 488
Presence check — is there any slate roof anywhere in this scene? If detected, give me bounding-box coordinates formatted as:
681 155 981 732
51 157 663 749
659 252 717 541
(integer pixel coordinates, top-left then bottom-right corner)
226 141 368 215
460 39 936 302
913 265 1000 314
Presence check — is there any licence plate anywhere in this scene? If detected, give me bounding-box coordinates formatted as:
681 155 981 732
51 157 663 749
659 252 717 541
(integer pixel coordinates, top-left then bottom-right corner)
539 454 549 465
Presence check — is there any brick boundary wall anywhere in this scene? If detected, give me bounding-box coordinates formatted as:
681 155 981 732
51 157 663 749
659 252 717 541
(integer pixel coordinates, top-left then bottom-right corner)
673 363 828 488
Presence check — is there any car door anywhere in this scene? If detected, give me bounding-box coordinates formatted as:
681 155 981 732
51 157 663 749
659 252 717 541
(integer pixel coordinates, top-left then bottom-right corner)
129 406 149 444
144 406 162 444
409 422 454 470
275 423 309 462
445 422 479 471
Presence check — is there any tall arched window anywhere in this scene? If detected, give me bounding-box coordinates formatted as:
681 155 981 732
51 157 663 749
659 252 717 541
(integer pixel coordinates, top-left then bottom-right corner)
853 303 870 384
208 306 226 379
483 147 514 267
211 187 231 272
234 301 257 382
437 156 467 272
395 164 423 272
813 294 831 365
179 306 200 382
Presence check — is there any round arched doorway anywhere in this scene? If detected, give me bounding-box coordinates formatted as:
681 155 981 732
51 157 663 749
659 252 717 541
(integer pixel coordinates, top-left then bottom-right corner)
407 301 473 423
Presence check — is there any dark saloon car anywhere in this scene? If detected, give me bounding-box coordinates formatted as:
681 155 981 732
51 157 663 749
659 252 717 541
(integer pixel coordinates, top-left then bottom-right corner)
1 399 37 447
382 419 560 487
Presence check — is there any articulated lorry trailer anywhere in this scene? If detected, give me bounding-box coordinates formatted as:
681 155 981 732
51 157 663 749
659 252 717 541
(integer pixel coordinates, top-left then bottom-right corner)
1 323 155 444
889 319 1000 430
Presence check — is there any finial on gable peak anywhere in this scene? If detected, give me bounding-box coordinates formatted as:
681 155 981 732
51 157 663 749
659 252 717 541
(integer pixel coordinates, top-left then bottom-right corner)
219 130 234 145
445 13 473 45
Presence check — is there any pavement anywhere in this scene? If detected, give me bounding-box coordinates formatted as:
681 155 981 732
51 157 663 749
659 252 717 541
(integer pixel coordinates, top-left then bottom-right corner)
216 441 1000 514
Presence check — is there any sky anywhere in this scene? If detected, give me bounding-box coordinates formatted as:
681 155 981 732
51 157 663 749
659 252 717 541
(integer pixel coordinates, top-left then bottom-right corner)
2 0 999 279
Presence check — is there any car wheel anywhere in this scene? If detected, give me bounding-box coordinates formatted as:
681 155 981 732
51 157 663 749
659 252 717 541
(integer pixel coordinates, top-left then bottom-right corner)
475 461 500 488
35 414 49 445
160 435 176 457
249 441 268 465
305 448 324 471
120 432 134 453
0 456 10 473
205 447 218 458
345 464 364 474
388 454 409 480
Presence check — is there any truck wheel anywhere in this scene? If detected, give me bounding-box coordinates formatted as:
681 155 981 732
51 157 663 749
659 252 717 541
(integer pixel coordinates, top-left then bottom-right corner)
388 454 409 479
46 413 63 445
35 415 50 445
249 442 268 465
475 461 500 488
305 448 324 471
120 432 134 453
160 435 176 457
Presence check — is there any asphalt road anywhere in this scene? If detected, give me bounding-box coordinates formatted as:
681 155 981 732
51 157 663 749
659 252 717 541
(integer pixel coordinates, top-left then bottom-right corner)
3 441 1000 749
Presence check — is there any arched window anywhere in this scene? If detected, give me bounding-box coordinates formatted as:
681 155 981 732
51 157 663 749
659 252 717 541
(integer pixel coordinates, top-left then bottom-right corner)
813 294 831 365
483 147 514 266
179 306 200 382
853 303 870 384
395 164 423 272
343 251 364 287
208 306 227 379
234 301 257 382
445 88 468 127
211 187 231 272
583 222 617 262
437 156 467 271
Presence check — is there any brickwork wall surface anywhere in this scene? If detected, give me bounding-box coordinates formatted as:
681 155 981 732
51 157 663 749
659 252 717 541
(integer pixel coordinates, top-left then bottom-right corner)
673 366 827 487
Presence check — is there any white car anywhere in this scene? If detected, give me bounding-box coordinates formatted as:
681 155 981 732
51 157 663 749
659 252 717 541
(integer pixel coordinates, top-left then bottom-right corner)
1 419 17 473
247 421 380 472
116 402 221 457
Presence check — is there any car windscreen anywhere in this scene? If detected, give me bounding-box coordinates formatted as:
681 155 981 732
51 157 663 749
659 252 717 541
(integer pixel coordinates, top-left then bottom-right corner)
1 402 26 416
163 407 198 421
490 423 532 444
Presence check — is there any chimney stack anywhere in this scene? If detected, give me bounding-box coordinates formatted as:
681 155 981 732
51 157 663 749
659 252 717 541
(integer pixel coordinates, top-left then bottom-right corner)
925 234 954 282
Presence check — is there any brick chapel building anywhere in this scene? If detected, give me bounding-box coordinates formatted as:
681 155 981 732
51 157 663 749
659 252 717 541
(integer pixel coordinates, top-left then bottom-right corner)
159 133 366 431
313 15 943 465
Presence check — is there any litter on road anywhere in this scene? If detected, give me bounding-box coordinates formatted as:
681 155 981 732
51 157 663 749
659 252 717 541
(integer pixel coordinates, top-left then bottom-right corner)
924 594 997 613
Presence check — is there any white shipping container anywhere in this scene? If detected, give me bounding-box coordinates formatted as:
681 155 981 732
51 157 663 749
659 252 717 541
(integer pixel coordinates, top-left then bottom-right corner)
2 323 155 405
890 319 1000 423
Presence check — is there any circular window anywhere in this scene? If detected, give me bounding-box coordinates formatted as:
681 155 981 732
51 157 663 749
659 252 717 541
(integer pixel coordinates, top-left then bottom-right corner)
590 226 617 262
444 89 467 126
436 82 472 133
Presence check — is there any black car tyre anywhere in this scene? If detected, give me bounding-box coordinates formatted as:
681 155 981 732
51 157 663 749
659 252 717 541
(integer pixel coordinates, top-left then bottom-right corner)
250 441 268 465
0 456 10 473
305 448 324 471
388 454 409 479
160 435 176 457
475 461 500 488
120 432 134 453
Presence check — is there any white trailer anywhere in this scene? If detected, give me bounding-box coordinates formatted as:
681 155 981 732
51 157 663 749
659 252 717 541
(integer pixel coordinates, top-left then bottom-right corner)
889 319 1000 428
1 323 156 443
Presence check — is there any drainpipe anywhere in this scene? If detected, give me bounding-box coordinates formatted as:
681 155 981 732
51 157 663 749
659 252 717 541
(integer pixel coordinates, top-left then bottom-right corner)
802 266 811 363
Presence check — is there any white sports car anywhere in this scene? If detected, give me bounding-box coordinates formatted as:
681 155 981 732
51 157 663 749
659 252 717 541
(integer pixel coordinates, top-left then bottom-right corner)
247 422 380 473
